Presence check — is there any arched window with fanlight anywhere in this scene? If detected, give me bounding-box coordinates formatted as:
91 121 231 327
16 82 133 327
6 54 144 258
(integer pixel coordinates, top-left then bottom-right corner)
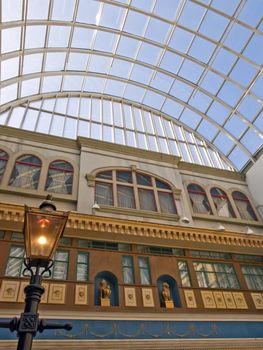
9 155 42 189
210 187 235 218
232 191 258 221
95 169 177 214
45 160 73 194
0 150 9 183
187 184 211 214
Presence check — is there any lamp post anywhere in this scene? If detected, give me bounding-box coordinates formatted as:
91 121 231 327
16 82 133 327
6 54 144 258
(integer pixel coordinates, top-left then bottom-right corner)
0 195 72 350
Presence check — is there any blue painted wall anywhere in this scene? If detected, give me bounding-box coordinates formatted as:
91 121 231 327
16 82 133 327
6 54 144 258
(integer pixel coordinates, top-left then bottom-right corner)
0 319 263 340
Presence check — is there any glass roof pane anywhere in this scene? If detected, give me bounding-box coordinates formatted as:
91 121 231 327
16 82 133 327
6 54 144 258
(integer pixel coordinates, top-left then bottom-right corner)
41 76 62 93
243 33 263 65
154 0 180 21
21 78 40 98
1 57 19 81
180 109 202 129
77 0 100 24
225 115 248 139
52 0 75 21
200 71 224 95
189 91 212 113
170 80 194 102
94 32 118 52
67 53 89 71
124 84 145 102
238 0 263 26
230 58 258 86
22 109 39 131
211 0 239 16
1 27 21 54
178 1 206 31
124 10 149 36
63 76 83 91
162 99 184 119
130 64 153 85
131 0 154 12
145 18 171 43
160 51 183 74
137 43 162 65
99 3 125 30
214 132 235 155
117 36 140 59
217 82 243 107
110 59 132 79
188 36 216 63
71 28 94 49
228 146 250 170
143 91 165 110
197 120 218 141
27 0 49 20
237 95 262 122
241 129 263 154
207 101 230 124
25 25 46 49
89 55 112 74
179 60 204 84
2 0 23 22
169 28 194 53
48 26 71 47
23 54 43 75
8 107 25 128
224 23 252 53
104 80 126 96
150 72 174 93
199 10 230 41
44 53 66 71
212 48 237 75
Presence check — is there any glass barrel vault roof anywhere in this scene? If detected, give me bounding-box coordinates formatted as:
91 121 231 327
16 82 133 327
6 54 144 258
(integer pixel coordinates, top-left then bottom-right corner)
0 0 262 172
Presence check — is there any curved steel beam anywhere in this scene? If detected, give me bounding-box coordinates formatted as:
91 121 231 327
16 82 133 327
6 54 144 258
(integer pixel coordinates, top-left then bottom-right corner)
0 70 255 161
0 91 237 169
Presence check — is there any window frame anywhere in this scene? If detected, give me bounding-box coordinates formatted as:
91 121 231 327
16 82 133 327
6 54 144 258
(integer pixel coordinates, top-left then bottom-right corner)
95 169 177 214
9 154 42 190
232 190 258 221
122 255 135 284
187 183 212 215
45 159 74 195
138 256 152 285
0 149 9 183
76 251 89 282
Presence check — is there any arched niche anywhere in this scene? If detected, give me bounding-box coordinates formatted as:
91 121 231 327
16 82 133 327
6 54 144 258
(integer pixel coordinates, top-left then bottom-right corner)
157 275 181 308
94 271 119 306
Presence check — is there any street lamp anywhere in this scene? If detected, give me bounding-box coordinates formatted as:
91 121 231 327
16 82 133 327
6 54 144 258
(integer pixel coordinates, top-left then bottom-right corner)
0 195 72 350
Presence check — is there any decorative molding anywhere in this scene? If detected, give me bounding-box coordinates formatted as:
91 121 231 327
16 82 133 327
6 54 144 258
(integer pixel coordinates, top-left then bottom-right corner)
85 174 95 187
78 137 181 166
0 203 263 252
97 205 180 222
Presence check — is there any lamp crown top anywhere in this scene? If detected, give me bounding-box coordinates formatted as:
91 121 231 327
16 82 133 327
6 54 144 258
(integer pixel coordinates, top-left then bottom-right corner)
39 195 57 212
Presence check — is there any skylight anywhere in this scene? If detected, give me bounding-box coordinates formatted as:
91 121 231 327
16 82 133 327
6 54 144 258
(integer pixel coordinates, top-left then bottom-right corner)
0 0 262 171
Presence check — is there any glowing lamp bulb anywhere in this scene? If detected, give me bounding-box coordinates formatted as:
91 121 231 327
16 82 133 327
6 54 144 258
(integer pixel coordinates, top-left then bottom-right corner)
38 236 47 245
38 218 50 228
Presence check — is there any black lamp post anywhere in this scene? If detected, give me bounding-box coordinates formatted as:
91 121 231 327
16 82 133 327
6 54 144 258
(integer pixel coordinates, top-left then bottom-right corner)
0 195 72 350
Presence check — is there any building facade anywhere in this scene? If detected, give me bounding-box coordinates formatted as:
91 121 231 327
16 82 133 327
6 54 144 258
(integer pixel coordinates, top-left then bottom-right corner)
0 126 262 349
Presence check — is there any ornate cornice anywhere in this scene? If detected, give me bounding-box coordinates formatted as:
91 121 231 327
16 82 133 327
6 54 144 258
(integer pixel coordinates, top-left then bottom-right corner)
0 202 262 253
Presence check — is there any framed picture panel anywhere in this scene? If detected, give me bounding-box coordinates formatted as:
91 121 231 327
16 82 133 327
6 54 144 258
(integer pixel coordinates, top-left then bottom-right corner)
142 288 154 307
124 287 137 307
213 291 226 309
184 290 197 308
75 284 88 305
0 280 20 302
223 292 236 309
48 284 66 304
201 290 216 308
251 293 263 309
232 292 248 309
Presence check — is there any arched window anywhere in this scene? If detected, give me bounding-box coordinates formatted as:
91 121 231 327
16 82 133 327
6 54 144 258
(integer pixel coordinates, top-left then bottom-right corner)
95 170 177 214
210 187 235 218
9 155 41 189
45 160 73 194
232 191 257 221
0 150 9 183
187 184 211 214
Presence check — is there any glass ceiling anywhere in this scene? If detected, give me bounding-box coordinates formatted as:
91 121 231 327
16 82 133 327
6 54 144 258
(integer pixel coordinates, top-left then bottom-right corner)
0 0 262 171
